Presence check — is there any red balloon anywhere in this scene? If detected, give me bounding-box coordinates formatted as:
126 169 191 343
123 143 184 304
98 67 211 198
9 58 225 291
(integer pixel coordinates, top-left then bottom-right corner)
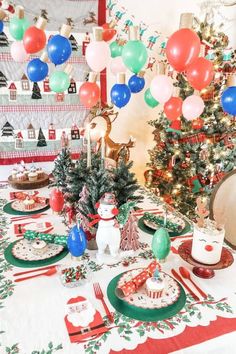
23 26 46 54
186 57 214 90
166 29 200 72
79 82 100 108
102 23 117 42
164 96 183 121
192 117 204 130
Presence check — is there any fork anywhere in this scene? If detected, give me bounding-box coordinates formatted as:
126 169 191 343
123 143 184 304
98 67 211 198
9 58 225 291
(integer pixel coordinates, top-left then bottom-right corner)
93 283 113 323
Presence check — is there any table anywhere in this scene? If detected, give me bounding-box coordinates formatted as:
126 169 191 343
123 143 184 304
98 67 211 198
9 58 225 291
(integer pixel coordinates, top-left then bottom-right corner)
1 185 236 354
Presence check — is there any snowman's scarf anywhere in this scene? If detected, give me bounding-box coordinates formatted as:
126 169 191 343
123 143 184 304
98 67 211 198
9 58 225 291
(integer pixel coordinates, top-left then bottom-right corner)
88 214 119 228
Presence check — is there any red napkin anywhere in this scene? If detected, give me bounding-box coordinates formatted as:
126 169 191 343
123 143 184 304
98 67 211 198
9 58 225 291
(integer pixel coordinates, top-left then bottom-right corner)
116 260 161 298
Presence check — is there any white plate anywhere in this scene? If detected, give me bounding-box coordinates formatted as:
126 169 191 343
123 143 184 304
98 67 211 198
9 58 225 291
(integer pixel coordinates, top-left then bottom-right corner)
12 239 64 261
116 269 180 309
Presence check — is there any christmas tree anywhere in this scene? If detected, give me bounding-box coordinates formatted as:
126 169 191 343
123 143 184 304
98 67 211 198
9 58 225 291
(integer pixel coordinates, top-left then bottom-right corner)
0 32 9 47
37 127 47 147
31 82 42 99
50 148 73 193
112 156 143 206
69 34 78 51
146 18 236 218
120 212 140 251
0 71 7 87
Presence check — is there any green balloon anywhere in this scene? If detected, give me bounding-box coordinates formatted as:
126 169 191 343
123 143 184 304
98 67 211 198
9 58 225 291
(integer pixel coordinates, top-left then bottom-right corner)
122 40 147 74
9 17 30 40
152 227 170 261
144 88 159 108
110 41 123 58
49 72 70 93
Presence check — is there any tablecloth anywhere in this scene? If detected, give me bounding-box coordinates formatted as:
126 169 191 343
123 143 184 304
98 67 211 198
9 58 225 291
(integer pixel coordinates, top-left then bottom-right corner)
1 185 236 354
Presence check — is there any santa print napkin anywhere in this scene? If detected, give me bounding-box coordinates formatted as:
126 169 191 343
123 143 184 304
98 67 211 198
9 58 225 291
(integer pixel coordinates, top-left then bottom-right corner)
64 296 109 343
116 260 161 298
14 222 53 236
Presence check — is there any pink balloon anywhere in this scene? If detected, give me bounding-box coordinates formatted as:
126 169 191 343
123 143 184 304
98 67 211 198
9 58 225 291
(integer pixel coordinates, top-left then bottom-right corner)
110 57 126 76
182 95 205 120
150 75 174 103
85 41 110 72
11 41 29 62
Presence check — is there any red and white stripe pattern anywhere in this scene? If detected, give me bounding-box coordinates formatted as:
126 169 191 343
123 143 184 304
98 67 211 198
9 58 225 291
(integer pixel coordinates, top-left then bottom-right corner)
0 104 88 113
147 289 163 299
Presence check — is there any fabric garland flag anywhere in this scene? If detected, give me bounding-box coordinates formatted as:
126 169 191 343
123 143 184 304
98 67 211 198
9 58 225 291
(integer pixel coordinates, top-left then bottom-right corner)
143 212 182 233
24 230 67 246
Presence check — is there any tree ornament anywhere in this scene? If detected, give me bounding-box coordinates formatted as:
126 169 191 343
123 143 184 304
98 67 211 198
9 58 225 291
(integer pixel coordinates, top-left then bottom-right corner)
166 14 200 72
49 64 72 93
152 227 170 262
9 6 30 40
67 223 87 258
110 40 123 57
144 88 159 108
27 52 48 82
79 72 100 108
128 72 145 93
0 10 6 33
192 117 204 130
23 17 47 54
186 57 214 90
86 27 110 72
182 94 205 120
10 40 29 62
49 188 65 213
122 26 147 74
110 73 131 108
0 21 3 33
102 20 117 42
164 96 182 121
47 24 72 65
120 212 140 251
110 56 127 76
221 75 236 116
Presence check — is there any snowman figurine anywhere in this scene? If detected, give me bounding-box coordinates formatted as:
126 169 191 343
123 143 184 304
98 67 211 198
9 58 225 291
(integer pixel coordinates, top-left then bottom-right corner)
95 193 121 259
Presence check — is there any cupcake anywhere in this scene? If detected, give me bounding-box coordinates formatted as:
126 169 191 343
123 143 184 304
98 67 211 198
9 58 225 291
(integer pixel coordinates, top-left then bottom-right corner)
28 172 38 182
17 172 26 181
23 170 29 180
31 239 48 255
11 169 18 180
23 198 35 210
146 273 165 299
36 168 44 179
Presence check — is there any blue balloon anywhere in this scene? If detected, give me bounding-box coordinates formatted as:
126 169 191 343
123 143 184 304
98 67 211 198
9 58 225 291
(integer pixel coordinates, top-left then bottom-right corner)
128 74 145 93
221 86 236 116
47 34 72 65
27 58 49 82
110 83 131 108
0 21 3 33
67 225 87 257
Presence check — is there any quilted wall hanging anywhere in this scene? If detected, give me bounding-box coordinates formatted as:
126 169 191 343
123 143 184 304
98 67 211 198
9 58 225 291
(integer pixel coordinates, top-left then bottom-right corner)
0 0 106 164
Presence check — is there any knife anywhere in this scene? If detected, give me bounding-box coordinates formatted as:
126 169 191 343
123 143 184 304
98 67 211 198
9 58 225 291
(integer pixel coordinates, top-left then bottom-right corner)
171 269 200 301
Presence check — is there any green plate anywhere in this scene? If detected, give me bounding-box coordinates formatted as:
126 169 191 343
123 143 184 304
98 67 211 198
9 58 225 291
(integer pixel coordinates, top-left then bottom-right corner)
3 201 50 216
138 217 192 237
107 272 186 322
4 240 68 268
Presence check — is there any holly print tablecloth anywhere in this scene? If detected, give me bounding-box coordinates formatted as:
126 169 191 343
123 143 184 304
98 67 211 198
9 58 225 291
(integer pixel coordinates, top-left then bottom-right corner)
1 186 236 354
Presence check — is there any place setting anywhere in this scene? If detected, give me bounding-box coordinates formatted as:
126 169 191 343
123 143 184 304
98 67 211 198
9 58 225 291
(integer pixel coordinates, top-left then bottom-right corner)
3 190 50 216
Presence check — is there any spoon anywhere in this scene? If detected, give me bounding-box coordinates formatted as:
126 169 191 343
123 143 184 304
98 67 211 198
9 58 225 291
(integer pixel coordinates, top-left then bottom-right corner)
14 268 57 282
179 266 207 299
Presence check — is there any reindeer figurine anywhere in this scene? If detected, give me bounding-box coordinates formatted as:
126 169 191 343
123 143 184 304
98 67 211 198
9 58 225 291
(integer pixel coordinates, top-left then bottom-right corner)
83 11 97 26
89 103 135 163
196 197 209 228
